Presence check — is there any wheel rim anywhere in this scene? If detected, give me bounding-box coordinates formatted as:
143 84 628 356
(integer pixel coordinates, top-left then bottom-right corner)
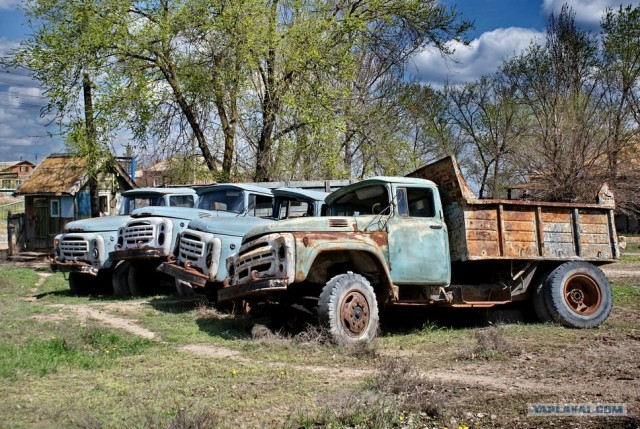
563 274 602 316
340 290 370 337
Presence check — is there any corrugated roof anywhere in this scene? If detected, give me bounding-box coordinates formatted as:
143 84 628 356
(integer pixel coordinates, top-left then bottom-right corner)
15 155 88 195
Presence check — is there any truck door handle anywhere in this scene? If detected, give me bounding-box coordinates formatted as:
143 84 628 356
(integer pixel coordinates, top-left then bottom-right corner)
430 223 443 229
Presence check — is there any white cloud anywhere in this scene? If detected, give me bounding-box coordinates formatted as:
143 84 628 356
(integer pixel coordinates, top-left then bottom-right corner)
0 37 64 163
412 27 544 88
542 0 640 29
0 0 22 10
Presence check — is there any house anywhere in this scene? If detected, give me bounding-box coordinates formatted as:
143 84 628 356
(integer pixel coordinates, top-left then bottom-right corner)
136 156 219 187
0 160 36 194
14 154 135 252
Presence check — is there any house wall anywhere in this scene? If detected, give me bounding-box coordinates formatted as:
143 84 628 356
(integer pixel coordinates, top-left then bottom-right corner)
10 163 35 178
24 195 73 252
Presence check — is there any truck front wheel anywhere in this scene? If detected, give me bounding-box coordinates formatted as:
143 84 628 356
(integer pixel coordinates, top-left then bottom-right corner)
68 272 91 296
543 261 612 328
318 273 379 344
112 261 131 297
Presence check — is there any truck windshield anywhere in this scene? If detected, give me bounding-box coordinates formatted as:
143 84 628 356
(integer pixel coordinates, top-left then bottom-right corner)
329 185 390 216
198 190 245 214
274 198 315 219
119 194 167 215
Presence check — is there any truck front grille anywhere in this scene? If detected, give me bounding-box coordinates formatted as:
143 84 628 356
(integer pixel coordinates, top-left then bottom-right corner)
178 233 204 261
123 223 155 245
60 237 89 257
234 242 278 283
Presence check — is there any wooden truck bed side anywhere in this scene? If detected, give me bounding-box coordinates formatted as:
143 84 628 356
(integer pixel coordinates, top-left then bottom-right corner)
408 156 619 263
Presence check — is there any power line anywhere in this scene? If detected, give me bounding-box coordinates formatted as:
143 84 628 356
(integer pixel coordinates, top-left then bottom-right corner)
0 90 46 100
0 99 45 109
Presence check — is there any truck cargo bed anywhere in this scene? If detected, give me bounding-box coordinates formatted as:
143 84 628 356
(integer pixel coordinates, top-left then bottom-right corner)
409 157 619 263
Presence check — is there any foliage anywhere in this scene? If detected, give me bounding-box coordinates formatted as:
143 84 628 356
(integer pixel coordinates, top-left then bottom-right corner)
3 0 471 182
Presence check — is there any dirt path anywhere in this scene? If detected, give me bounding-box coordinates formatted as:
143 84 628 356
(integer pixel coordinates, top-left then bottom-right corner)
24 270 640 414
47 303 158 340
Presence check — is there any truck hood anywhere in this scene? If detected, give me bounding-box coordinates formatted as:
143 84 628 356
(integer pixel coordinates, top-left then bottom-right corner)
64 215 131 233
243 216 386 241
130 206 238 221
188 216 275 237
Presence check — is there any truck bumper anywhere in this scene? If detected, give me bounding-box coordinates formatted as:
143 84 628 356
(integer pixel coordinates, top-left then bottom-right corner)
157 262 208 287
50 260 99 276
218 278 288 303
109 248 166 261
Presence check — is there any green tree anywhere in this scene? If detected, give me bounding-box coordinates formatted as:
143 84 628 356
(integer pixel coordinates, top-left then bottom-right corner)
501 5 607 202
446 74 528 198
600 4 640 213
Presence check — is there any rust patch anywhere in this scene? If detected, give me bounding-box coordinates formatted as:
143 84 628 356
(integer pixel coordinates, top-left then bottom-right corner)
294 231 388 248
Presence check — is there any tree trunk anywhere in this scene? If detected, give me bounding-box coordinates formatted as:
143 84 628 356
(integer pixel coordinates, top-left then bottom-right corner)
158 55 219 173
83 73 100 218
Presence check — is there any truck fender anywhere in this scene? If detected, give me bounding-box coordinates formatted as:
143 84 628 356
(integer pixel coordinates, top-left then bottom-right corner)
294 239 394 301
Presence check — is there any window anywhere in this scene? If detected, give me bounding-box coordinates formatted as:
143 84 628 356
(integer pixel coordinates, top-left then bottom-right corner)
50 200 60 217
396 187 435 218
249 194 274 217
169 195 195 208
199 190 245 213
329 185 389 216
99 196 108 215
276 199 312 219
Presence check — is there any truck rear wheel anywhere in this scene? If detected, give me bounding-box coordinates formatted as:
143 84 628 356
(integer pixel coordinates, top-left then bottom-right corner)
532 268 554 323
543 261 612 328
318 273 379 344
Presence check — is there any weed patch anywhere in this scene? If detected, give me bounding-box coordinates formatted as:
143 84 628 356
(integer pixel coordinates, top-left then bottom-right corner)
613 283 640 310
466 325 518 360
0 327 153 379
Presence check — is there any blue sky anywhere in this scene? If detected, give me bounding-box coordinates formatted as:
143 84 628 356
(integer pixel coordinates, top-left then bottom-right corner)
0 0 638 163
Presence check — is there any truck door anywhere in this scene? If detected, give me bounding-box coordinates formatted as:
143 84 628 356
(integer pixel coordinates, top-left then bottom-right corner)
386 186 450 285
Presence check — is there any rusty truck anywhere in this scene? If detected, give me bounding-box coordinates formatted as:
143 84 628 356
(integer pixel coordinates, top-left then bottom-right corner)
220 156 619 344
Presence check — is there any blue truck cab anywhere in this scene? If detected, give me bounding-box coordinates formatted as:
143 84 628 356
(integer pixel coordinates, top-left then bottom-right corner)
157 187 328 299
50 187 198 295
108 183 274 295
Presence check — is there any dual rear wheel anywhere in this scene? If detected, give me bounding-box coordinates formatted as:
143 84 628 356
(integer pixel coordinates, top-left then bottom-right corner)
532 261 612 328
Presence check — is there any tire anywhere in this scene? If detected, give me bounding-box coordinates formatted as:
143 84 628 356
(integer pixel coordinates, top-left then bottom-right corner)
112 261 131 297
543 261 612 328
175 279 196 297
318 272 379 344
95 269 114 295
205 282 238 313
68 272 91 296
532 268 554 323
127 264 149 296
204 282 219 303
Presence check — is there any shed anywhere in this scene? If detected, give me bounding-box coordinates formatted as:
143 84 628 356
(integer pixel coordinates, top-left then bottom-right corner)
14 154 135 252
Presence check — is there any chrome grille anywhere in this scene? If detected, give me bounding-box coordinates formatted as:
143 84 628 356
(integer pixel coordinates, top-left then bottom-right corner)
123 223 155 245
178 234 205 260
60 238 89 257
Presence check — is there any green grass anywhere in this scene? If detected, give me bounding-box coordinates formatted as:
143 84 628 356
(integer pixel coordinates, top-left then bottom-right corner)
613 282 640 310
0 266 639 428
620 253 640 263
